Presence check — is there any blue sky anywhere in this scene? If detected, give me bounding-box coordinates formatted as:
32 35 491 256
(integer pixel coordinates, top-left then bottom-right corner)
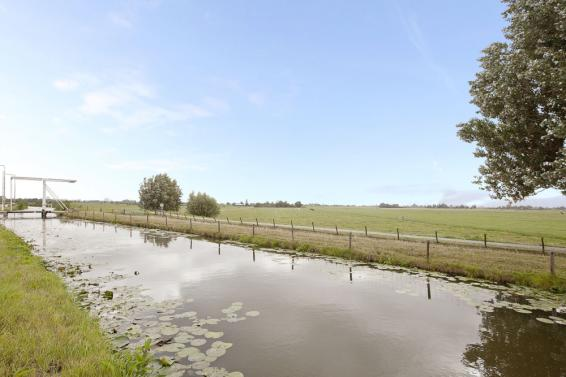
1 0 564 206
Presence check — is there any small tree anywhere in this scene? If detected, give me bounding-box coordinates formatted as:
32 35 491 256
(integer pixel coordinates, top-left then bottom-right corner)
138 173 182 212
187 192 220 217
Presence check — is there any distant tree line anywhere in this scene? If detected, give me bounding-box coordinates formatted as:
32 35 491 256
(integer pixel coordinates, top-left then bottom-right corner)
225 200 303 208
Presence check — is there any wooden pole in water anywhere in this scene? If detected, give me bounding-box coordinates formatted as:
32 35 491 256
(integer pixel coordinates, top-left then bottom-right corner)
114 213 117 223
435 231 438 243
484 233 487 248
349 232 352 250
550 251 555 275
396 228 400 240
189 218 193 232
365 226 368 237
146 214 149 227
426 241 430 262
542 237 545 254
129 214 132 225
102 212 105 221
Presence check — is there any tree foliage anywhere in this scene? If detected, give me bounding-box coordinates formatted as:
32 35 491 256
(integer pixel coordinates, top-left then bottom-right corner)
457 0 566 202
138 174 182 211
187 192 220 217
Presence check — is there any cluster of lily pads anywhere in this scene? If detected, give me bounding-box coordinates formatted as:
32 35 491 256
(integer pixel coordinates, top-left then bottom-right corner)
30 236 259 377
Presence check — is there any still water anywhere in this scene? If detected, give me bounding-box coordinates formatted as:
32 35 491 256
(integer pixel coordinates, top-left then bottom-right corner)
3 217 566 377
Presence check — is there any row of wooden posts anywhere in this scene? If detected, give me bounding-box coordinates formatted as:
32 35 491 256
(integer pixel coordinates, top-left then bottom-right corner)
80 209 557 275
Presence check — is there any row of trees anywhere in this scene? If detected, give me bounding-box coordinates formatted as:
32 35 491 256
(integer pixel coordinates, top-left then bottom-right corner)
138 174 220 217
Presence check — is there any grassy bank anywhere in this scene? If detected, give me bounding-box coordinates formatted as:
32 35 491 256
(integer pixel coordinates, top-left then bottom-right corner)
65 211 566 293
70 202 566 247
0 226 150 376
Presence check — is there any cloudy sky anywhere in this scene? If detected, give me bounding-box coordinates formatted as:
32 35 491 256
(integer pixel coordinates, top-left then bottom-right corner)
1 0 564 206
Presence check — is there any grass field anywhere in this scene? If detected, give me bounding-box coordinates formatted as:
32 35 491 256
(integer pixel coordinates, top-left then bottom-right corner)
71 202 566 247
0 226 151 376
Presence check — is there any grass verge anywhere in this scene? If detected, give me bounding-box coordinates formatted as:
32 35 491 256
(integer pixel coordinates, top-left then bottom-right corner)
66 211 566 293
0 225 152 377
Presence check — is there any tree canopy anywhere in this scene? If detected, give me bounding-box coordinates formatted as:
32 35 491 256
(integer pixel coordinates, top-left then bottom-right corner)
138 173 182 211
457 0 565 202
187 192 220 217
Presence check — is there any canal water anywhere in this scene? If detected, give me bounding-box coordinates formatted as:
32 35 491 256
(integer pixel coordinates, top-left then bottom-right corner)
3 217 566 377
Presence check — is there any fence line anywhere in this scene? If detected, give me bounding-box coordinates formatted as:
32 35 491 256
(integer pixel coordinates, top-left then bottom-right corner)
67 209 566 255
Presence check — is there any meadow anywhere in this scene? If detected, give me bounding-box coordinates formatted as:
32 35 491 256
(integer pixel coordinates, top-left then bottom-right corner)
71 202 566 247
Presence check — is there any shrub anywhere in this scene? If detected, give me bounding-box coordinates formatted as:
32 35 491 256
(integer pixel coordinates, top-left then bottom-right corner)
187 192 220 217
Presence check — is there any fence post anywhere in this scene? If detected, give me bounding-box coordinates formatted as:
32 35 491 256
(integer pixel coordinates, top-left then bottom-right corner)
240 217 243 224
312 222 315 232
291 221 294 241
365 226 368 237
426 241 430 262
218 221 220 233
114 213 117 223
129 214 132 225
349 232 352 250
146 214 149 227
550 251 555 275
190 218 193 232
227 217 230 224
102 212 105 221
484 233 487 248
396 228 400 240
252 224 255 236
335 225 339 235
541 237 545 254
273 218 276 228
256 218 259 227
165 215 168 226
435 231 438 243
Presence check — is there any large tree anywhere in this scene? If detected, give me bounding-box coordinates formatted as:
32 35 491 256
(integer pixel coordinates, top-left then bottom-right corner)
138 173 182 211
457 0 565 202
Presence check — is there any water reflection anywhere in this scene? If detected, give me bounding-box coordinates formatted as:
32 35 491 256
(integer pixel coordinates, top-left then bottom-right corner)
463 294 566 376
3 217 566 377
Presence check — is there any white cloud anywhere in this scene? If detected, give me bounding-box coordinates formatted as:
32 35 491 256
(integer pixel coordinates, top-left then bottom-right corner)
53 78 79 91
107 159 207 172
398 7 454 89
108 11 134 29
80 83 152 115
248 92 266 106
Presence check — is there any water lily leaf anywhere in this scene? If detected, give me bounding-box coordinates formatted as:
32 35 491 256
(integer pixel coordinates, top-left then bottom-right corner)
112 335 129 349
245 311 260 317
536 317 555 324
159 356 174 367
205 331 223 339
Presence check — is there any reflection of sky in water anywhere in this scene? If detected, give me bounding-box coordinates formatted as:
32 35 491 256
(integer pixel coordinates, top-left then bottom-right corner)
3 217 566 377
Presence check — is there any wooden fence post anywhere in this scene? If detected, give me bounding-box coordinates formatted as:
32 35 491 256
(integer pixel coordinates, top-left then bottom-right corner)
240 217 243 224
227 217 230 224
335 225 339 235
291 221 294 241
129 214 132 225
541 237 545 254
146 214 149 227
349 232 352 250
484 233 487 248
189 218 193 232
426 241 430 262
102 212 105 221
252 224 255 236
396 228 400 240
273 218 276 228
114 213 117 223
218 221 220 233
256 218 259 227
312 222 315 232
435 231 438 243
165 216 168 226
365 226 368 237
550 251 555 275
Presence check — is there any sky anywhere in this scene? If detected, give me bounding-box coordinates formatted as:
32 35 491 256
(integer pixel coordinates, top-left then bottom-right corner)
1 0 564 207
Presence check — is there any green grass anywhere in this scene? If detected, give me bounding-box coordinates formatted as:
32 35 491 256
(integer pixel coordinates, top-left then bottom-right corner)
72 202 566 247
0 226 152 377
